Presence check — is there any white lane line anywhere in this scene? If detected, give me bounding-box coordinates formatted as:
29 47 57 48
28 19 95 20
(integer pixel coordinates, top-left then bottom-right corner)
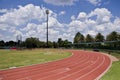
29 54 89 80
75 55 105 80
16 53 88 80
0 77 3 80
95 55 112 80
9 52 88 80
0 75 5 80
16 68 71 80
3 53 78 79
36 68 71 80
15 55 83 80
36 54 91 80
57 55 99 80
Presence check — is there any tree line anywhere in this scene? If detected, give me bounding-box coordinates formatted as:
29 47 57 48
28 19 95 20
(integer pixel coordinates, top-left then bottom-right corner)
73 31 120 50
0 31 120 50
74 31 120 43
0 37 72 49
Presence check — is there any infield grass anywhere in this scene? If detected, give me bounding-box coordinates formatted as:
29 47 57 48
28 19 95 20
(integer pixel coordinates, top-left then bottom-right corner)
0 49 71 70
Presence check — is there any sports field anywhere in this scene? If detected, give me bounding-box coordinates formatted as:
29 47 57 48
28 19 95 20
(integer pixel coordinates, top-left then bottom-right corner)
0 49 71 69
0 49 120 80
0 50 111 80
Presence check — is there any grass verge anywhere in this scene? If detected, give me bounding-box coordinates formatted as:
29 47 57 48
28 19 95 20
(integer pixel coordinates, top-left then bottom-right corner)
0 49 71 70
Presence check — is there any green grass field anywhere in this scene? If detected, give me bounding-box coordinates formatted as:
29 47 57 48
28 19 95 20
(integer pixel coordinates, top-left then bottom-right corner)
0 49 71 70
101 52 120 80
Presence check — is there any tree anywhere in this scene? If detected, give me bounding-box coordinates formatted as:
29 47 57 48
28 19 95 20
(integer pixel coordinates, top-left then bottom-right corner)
20 41 26 47
0 40 5 48
0 40 5 47
74 32 85 43
74 32 80 43
106 31 120 49
25 37 40 48
106 31 118 41
5 41 16 47
95 33 104 42
63 39 72 48
85 34 94 42
74 32 85 48
117 33 120 48
57 38 72 48
94 33 104 49
53 41 58 48
39 41 46 48
48 41 53 48
80 34 85 42
57 38 63 47
118 33 120 40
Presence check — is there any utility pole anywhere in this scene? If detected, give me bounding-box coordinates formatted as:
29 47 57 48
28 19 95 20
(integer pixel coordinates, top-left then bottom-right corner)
46 9 49 48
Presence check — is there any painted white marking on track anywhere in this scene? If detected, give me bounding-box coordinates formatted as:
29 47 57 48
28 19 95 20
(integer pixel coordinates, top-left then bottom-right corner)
57 56 100 80
75 56 105 80
0 77 3 80
0 76 4 80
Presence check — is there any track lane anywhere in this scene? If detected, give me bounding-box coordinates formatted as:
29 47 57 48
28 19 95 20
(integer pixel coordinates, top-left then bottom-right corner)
39 52 100 80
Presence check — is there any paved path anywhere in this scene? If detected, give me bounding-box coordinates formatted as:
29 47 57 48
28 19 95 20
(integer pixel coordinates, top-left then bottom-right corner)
0 50 111 80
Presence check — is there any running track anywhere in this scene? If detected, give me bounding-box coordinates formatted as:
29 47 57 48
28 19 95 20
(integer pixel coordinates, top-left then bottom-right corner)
0 50 111 80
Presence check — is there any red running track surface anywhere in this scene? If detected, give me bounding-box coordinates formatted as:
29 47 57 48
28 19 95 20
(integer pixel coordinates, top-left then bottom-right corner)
0 50 111 80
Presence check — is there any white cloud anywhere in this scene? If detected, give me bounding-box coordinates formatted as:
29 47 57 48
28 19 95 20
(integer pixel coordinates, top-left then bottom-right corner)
59 11 66 15
88 8 112 24
43 0 102 6
0 34 2 37
48 17 64 28
86 19 96 27
27 30 36 36
20 23 37 31
0 4 46 28
14 30 23 37
87 0 101 6
0 24 9 30
77 12 87 21
113 17 120 32
67 8 120 38
71 15 76 20
95 25 105 32
69 20 86 31
0 4 62 41
0 4 120 42
9 27 16 33
86 30 97 36
37 23 46 33
43 0 78 6
0 9 8 13
0 4 58 29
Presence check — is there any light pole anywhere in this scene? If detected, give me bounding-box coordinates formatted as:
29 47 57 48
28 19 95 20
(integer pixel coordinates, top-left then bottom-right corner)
16 34 22 49
46 9 49 48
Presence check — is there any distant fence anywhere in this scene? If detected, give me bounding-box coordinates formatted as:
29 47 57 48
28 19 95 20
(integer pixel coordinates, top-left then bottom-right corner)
72 40 120 50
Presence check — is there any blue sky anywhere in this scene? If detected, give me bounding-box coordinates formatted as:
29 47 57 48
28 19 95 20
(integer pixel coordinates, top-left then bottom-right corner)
0 0 120 42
